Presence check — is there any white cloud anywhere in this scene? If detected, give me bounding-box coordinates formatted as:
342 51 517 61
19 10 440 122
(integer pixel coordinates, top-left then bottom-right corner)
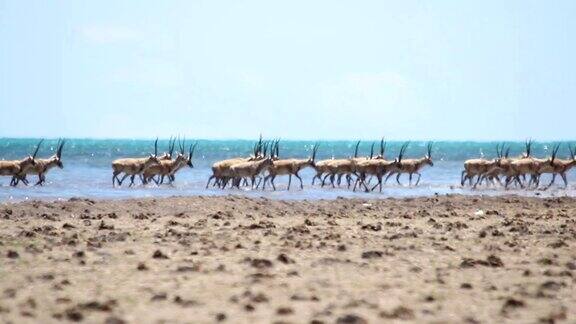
78 25 141 44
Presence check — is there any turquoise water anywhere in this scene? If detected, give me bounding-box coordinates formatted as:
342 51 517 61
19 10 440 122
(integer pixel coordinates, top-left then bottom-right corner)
1 138 574 201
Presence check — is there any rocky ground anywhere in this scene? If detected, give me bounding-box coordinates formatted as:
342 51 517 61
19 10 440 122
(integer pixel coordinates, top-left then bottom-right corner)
0 195 575 323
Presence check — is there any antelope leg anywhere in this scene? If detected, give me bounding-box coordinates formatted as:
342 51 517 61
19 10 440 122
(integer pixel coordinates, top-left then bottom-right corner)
118 174 130 186
295 172 304 189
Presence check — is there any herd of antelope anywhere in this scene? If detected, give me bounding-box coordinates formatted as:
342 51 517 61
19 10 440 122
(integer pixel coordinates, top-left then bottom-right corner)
462 140 576 190
1 137 575 192
0 139 65 186
205 137 434 192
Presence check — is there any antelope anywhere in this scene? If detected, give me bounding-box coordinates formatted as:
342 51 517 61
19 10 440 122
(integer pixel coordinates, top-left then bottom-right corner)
504 140 550 189
352 140 403 192
461 144 503 188
143 139 196 185
321 141 363 188
0 139 41 186
229 153 273 189
532 144 575 189
385 142 434 186
12 139 66 186
262 142 319 190
206 137 265 189
111 138 160 187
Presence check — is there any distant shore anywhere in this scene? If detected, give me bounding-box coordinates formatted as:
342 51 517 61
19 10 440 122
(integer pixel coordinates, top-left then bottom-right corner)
1 195 574 322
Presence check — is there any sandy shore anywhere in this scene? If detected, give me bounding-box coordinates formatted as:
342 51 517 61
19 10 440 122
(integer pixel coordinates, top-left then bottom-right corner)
0 195 574 323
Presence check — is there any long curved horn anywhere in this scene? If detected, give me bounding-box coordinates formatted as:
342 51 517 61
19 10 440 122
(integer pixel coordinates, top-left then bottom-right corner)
525 139 533 157
570 144 575 160
398 142 409 162
312 143 319 161
380 138 385 157
496 143 501 158
427 142 433 158
354 141 360 158
369 142 375 159
275 139 280 158
32 139 44 159
168 136 175 156
154 137 158 156
57 139 65 159
551 143 560 163
188 142 197 160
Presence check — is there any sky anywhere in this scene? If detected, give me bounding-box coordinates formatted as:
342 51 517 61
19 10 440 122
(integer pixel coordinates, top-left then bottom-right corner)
0 0 575 141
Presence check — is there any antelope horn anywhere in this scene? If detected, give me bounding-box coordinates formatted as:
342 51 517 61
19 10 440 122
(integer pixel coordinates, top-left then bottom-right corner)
154 137 158 156
505 146 510 158
275 139 280 158
57 138 65 159
427 142 433 158
570 144 575 160
169 136 175 156
496 143 501 158
525 139 533 157
189 142 197 160
312 143 319 161
262 141 268 157
369 142 375 159
354 141 360 158
32 139 44 159
398 142 409 162
380 137 385 157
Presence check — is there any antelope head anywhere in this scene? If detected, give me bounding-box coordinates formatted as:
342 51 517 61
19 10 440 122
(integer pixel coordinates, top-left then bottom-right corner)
307 143 319 167
549 143 561 166
373 138 386 160
249 136 264 161
567 144 576 169
395 142 410 168
424 142 434 166
23 139 44 167
160 136 176 160
493 143 503 166
522 139 534 158
52 138 65 169
145 138 160 167
349 140 361 159
186 142 197 168
272 139 280 161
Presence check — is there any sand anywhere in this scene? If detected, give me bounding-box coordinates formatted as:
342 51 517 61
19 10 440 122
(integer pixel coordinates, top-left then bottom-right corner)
0 195 575 323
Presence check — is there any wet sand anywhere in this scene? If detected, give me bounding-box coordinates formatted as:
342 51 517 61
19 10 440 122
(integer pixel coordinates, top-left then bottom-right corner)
0 195 575 323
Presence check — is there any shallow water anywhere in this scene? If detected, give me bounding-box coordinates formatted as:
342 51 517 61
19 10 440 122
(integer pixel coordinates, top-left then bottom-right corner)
1 138 574 201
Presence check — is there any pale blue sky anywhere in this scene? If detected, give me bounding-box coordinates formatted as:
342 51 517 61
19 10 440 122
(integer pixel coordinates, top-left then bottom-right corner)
0 1 575 140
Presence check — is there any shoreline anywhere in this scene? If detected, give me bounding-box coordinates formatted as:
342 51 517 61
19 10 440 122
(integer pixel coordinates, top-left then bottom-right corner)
1 195 575 322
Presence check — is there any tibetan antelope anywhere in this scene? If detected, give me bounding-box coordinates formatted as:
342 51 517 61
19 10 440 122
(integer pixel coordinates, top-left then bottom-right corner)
321 141 362 188
111 138 160 187
532 144 575 189
143 139 196 185
262 142 319 190
352 140 403 192
13 139 66 186
461 144 503 188
385 142 434 186
479 145 514 187
229 152 273 189
504 140 550 189
0 139 41 186
206 137 265 189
